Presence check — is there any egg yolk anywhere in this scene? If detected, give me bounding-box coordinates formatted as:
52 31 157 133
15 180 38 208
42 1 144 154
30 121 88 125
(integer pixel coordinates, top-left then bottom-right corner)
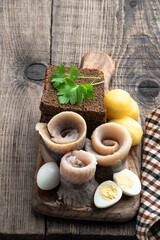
99 184 118 200
115 174 133 189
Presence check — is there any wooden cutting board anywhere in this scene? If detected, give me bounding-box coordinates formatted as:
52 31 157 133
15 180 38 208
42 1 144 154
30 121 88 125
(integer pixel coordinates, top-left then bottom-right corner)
32 51 141 222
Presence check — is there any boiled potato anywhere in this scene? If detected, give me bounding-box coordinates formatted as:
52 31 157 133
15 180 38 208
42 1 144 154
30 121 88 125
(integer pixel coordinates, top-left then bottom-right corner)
127 98 139 120
104 89 133 119
104 89 139 120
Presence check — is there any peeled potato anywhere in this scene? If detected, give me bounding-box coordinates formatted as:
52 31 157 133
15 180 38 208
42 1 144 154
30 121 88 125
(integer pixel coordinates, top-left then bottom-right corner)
108 117 143 146
104 89 140 120
127 98 139 120
104 89 133 120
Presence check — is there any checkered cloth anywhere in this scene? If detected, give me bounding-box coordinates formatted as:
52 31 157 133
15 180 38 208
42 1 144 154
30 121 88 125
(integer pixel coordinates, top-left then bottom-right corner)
136 107 160 240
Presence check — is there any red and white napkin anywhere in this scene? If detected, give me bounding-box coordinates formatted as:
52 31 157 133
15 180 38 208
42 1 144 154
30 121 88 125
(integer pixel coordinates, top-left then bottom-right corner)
136 107 160 240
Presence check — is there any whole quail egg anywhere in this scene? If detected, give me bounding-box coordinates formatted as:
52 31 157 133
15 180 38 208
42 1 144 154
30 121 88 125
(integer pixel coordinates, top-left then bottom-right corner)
37 162 60 190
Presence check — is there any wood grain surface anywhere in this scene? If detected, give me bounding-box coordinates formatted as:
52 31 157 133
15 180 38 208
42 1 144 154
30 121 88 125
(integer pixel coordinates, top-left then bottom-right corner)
0 0 51 239
0 0 160 239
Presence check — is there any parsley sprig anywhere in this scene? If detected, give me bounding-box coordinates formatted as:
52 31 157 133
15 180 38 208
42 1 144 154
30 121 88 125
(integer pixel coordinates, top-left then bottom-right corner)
50 64 104 105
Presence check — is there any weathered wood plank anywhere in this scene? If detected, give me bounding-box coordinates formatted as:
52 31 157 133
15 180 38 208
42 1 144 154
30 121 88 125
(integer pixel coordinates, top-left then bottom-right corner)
51 0 160 122
1 0 159 239
46 0 160 239
47 217 137 240
109 0 160 123
0 0 51 238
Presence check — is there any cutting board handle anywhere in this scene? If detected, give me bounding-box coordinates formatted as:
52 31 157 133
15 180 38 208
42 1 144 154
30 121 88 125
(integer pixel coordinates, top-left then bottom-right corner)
80 51 115 93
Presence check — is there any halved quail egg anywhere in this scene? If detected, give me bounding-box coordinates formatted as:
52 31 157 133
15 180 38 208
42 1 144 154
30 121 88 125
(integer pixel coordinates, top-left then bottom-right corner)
94 180 122 208
113 169 141 196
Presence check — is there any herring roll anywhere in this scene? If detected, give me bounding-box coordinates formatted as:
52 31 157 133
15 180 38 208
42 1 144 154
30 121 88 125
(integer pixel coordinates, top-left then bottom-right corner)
58 150 98 207
36 111 87 163
60 150 97 185
85 123 132 179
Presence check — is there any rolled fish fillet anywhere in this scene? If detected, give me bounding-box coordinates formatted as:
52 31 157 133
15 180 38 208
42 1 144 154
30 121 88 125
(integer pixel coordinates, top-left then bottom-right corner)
36 112 87 161
58 150 98 207
60 150 97 185
85 123 132 167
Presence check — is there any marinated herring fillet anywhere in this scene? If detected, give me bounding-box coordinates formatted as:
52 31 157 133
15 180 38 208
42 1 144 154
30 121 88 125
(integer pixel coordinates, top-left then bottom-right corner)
58 150 98 207
36 111 87 163
85 123 132 180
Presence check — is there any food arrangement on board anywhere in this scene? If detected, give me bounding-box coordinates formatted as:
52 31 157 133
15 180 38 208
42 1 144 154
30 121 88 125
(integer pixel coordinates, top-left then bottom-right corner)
33 52 143 221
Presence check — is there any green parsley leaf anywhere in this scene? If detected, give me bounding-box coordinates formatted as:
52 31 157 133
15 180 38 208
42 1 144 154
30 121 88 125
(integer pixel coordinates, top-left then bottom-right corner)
57 84 94 105
83 84 95 99
58 85 79 105
69 65 82 79
77 85 86 105
50 65 104 105
69 65 76 74
58 95 70 104
51 78 66 88
56 64 66 74
50 71 65 79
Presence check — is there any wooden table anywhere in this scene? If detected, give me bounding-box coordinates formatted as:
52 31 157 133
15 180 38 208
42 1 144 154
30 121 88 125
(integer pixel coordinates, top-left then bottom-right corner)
0 0 160 239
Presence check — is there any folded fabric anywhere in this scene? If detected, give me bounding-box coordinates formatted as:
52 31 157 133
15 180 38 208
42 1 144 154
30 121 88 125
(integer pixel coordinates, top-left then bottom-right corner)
136 107 160 240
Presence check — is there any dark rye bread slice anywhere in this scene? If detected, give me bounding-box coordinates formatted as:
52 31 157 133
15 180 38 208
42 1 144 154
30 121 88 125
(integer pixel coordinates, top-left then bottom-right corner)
40 65 106 137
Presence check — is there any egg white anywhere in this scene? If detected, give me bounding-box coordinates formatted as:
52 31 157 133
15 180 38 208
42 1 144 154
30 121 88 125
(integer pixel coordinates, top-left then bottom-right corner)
113 169 141 196
94 180 122 208
37 162 60 190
